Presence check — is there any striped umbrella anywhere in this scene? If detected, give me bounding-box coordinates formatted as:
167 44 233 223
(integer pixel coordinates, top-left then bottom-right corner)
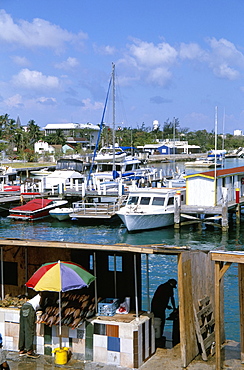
26 260 95 292
26 260 95 346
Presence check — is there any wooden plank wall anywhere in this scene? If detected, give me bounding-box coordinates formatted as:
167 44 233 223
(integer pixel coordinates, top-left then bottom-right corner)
178 251 222 368
238 264 244 363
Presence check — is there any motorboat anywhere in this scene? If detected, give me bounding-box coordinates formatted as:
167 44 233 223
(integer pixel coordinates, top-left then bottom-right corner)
69 194 127 224
116 187 186 231
184 157 221 168
56 157 90 172
95 146 127 163
163 171 186 188
92 155 157 184
30 168 52 177
49 207 73 221
8 198 68 221
0 166 21 192
43 170 85 191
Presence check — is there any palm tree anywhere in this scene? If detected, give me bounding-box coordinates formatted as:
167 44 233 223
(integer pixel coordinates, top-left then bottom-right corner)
27 120 42 145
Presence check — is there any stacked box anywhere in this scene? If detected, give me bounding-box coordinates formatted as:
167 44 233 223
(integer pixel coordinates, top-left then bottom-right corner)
98 299 120 317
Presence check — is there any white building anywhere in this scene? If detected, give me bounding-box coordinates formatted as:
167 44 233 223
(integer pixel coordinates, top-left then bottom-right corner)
43 122 100 146
234 129 243 136
34 141 55 154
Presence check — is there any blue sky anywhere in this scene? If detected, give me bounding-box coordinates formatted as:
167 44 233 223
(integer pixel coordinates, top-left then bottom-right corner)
1 1 244 133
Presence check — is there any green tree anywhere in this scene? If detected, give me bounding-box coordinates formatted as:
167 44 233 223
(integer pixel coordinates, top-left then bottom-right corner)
27 120 42 145
163 118 180 139
45 130 66 145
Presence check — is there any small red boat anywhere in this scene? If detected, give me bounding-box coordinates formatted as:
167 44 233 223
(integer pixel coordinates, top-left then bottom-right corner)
8 198 68 221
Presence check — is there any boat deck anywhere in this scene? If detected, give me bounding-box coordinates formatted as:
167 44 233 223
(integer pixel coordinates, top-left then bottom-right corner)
70 201 122 219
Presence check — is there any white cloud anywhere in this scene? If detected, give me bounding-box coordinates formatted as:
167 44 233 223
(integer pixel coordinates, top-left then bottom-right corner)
128 38 177 67
81 98 104 111
55 57 79 70
179 38 244 81
206 37 244 80
12 69 60 90
11 55 30 67
212 63 239 80
93 44 116 55
36 97 57 105
179 43 206 60
4 94 23 108
118 39 178 87
147 67 172 85
0 9 88 52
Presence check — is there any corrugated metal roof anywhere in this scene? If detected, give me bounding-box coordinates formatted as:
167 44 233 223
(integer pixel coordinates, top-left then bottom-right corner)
185 166 244 179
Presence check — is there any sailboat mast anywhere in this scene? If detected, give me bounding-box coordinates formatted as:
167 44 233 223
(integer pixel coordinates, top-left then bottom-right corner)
112 63 116 173
214 106 218 205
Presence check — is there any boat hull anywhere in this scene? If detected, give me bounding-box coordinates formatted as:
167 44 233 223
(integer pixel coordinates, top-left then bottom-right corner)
49 208 73 221
117 212 174 231
185 161 221 168
8 209 51 221
8 199 68 221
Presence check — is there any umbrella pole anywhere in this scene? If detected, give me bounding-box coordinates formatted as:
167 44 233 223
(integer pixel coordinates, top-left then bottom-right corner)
114 254 117 298
59 290 62 348
134 254 139 321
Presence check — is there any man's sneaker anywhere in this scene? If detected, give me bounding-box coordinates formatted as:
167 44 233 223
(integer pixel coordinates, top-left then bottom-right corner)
27 352 40 359
19 350 27 356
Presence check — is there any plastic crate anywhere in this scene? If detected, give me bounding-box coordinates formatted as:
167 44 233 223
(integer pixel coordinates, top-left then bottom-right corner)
98 298 120 316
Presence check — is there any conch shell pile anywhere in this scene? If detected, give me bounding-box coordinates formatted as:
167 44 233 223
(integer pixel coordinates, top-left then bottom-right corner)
37 292 103 329
0 294 28 308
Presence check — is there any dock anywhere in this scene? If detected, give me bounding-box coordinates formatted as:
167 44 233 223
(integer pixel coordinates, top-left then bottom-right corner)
174 195 244 231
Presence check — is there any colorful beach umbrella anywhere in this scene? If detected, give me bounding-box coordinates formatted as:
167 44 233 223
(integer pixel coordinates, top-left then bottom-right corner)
26 260 95 292
26 261 96 347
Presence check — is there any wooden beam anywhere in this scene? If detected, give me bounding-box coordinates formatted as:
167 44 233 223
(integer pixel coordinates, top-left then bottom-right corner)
239 264 244 363
219 262 232 280
215 261 222 370
211 251 244 264
0 238 188 255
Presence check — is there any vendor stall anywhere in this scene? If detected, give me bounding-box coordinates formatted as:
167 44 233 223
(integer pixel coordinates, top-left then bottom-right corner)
0 303 155 368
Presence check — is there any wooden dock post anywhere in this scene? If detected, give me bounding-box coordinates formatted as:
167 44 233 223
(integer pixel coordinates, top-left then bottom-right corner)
174 191 181 228
236 188 241 224
221 188 228 232
239 264 244 363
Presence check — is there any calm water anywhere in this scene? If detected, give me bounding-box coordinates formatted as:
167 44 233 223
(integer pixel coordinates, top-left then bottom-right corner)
1 157 244 341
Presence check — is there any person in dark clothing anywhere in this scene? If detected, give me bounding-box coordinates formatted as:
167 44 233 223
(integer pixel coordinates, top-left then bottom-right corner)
151 279 177 336
18 293 44 359
0 333 10 370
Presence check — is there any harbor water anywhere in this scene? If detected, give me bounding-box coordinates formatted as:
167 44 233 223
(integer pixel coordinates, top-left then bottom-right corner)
1 157 244 342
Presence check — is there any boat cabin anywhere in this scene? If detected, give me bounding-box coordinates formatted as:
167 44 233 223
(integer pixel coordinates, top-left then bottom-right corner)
56 158 89 173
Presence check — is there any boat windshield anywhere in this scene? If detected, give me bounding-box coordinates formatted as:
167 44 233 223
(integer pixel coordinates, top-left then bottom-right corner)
140 197 150 205
167 197 174 206
152 197 165 206
127 196 139 205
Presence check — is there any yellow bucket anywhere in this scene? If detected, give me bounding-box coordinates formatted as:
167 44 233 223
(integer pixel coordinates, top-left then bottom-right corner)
52 347 69 365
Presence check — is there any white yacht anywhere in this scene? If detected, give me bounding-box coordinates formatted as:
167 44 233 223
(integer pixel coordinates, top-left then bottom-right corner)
185 157 221 168
116 187 186 232
95 146 126 163
92 155 156 184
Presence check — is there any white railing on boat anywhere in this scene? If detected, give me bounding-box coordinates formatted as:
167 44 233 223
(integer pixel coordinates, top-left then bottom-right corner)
71 201 121 216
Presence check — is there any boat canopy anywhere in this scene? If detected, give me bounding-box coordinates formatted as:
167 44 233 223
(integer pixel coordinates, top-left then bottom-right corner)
11 199 53 211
